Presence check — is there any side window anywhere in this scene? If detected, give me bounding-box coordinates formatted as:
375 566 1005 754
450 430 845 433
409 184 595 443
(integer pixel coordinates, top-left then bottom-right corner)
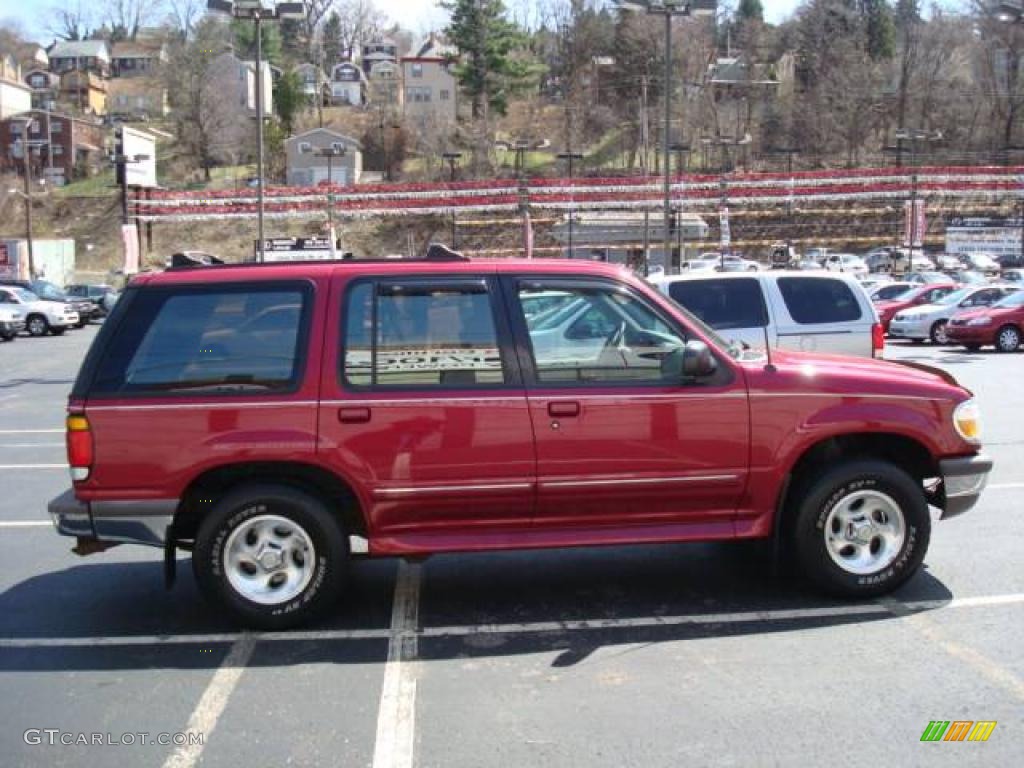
343 279 507 388
667 278 768 330
518 282 685 384
92 284 310 394
778 277 862 324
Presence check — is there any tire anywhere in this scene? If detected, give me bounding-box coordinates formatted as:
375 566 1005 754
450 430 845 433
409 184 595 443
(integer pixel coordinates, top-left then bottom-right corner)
49 327 66 336
995 324 1021 353
929 320 949 345
0 333 13 342
193 484 348 630
790 460 931 598
26 314 48 337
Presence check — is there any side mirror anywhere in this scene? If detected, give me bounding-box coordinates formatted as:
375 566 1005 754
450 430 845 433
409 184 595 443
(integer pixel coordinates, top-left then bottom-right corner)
682 340 717 378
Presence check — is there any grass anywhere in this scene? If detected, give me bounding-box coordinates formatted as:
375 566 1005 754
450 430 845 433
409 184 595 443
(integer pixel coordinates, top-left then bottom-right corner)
53 169 116 198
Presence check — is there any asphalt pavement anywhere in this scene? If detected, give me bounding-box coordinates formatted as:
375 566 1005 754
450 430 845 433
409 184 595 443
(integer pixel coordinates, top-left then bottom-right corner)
0 326 1021 768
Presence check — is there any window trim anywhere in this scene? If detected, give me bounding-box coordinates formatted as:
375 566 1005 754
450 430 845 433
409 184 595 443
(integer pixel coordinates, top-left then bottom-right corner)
84 280 316 400
501 275 734 390
339 274 522 393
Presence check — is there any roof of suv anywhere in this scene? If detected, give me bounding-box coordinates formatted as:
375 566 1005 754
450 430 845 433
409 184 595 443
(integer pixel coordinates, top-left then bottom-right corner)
132 258 635 286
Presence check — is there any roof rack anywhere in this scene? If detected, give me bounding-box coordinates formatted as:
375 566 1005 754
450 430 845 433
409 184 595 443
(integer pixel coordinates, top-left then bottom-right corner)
164 244 470 271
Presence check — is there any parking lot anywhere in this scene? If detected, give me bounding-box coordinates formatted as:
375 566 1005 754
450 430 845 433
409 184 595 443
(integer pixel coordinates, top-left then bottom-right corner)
0 326 1021 768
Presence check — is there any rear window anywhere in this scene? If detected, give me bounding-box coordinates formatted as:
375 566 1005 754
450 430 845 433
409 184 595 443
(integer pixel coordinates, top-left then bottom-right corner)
777 277 862 324
91 283 311 395
667 278 769 330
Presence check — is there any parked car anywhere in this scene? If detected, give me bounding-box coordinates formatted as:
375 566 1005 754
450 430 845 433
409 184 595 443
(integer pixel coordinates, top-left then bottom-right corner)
946 288 1024 352
0 285 79 336
904 271 950 286
65 284 118 319
680 254 720 272
857 274 894 293
888 284 1019 344
864 248 898 273
946 269 988 286
959 252 1001 276
716 254 762 272
869 281 915 302
875 283 957 332
48 256 991 628
795 258 823 271
933 253 963 272
995 253 1024 269
822 253 869 277
1 280 94 327
0 303 25 341
650 271 882 357
1001 268 1024 285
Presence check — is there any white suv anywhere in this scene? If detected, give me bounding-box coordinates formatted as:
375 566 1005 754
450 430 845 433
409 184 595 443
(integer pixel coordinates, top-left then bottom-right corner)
650 271 882 358
0 285 79 337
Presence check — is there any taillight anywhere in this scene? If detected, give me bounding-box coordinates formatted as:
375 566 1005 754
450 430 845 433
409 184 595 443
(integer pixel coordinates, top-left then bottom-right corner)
872 322 885 358
66 414 93 482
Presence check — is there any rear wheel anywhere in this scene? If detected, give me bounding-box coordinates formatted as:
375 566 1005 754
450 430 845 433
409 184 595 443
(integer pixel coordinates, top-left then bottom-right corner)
193 484 348 630
26 314 48 337
790 460 930 597
996 324 1021 353
929 320 949 345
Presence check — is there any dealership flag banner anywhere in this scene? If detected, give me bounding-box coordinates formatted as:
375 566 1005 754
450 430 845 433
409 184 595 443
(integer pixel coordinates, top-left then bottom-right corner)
121 223 140 274
903 199 926 248
720 206 731 251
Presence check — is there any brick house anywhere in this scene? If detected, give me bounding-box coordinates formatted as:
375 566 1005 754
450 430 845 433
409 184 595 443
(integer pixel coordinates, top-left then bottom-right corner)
0 109 105 185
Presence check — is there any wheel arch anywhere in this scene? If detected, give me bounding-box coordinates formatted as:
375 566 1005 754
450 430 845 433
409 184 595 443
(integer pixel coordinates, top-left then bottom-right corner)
173 461 367 543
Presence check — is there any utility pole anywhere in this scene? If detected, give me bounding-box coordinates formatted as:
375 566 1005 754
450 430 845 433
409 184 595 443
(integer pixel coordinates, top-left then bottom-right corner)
640 76 650 275
21 133 35 278
557 150 584 258
513 140 531 256
442 151 462 246
314 145 345 239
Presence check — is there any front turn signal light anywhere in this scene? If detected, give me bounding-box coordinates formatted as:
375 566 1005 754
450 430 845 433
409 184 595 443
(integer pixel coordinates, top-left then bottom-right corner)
953 399 982 444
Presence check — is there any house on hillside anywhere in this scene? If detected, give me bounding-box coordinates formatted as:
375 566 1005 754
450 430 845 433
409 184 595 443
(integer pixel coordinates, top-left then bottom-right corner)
0 52 32 119
48 40 111 77
24 68 59 110
202 51 274 161
0 109 105 184
110 40 167 78
59 70 107 115
361 39 399 76
285 128 362 186
108 76 168 119
330 61 365 105
401 34 457 127
367 60 402 110
294 62 330 105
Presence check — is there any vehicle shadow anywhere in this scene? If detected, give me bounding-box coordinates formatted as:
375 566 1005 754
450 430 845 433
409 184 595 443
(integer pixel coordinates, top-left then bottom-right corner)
0 378 76 390
0 541 954 672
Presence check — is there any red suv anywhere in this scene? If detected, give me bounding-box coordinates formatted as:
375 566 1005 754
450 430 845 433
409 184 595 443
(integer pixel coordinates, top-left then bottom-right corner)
49 256 992 628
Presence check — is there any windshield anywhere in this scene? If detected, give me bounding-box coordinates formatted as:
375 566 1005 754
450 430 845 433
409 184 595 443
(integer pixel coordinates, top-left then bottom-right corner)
31 281 66 301
935 287 973 306
993 290 1024 308
13 288 38 303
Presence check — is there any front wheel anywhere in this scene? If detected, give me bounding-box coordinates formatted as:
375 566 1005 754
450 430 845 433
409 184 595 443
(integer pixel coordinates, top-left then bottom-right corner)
929 320 949 345
996 324 1021 353
193 484 348 629
26 314 48 337
791 460 930 598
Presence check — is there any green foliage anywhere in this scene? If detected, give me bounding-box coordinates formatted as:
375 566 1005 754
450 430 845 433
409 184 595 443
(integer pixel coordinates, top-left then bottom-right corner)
274 71 305 135
232 18 283 66
738 0 764 22
322 12 344 66
441 0 542 118
862 0 895 59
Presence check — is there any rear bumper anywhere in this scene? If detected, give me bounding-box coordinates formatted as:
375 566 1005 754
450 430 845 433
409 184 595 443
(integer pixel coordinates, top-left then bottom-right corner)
48 488 177 547
940 453 993 519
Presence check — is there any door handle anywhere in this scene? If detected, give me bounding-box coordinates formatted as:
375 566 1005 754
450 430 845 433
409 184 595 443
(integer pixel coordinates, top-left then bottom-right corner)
338 407 371 424
548 401 580 418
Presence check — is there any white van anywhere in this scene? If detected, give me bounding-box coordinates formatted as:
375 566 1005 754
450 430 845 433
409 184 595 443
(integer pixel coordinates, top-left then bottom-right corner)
650 271 882 358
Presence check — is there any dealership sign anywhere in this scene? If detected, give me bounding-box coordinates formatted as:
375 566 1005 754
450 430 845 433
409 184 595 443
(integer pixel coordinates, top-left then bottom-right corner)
945 217 1022 257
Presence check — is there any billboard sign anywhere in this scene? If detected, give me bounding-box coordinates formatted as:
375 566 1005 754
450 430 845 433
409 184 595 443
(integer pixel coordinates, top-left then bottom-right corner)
115 126 158 188
945 217 1022 257
258 237 342 261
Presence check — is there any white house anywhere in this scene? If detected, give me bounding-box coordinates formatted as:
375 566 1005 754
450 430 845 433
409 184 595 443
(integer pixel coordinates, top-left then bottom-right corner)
285 128 362 186
330 61 364 106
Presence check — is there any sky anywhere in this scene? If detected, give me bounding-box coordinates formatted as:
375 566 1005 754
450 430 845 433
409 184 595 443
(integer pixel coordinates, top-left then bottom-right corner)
0 0 803 46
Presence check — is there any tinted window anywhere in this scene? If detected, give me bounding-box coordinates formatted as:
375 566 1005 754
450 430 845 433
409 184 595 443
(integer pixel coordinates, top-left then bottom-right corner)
667 278 768 330
518 283 685 384
872 284 911 301
778 277 862 324
92 284 309 394
343 280 506 388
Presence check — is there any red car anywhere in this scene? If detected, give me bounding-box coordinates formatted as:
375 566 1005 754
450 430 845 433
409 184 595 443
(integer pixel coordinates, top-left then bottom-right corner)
49 255 991 628
876 283 957 332
946 289 1024 351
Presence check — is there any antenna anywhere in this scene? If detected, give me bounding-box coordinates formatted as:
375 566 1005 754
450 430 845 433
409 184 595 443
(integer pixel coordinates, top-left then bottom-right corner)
762 323 776 373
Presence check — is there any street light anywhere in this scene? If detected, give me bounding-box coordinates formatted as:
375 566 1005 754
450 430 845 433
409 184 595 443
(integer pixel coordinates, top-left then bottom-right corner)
557 150 584 258
9 115 45 278
441 151 463 246
208 2 306 262
313 146 345 230
893 128 941 265
616 1 716 274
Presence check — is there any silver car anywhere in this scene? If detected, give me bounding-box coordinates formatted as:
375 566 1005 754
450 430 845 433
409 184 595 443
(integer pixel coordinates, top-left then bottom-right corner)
888 284 1019 344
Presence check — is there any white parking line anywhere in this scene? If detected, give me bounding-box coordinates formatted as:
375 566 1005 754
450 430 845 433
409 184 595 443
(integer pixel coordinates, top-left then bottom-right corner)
0 443 65 448
0 429 63 434
372 561 422 768
161 633 256 768
0 464 66 469
0 592 1021 650
0 521 50 528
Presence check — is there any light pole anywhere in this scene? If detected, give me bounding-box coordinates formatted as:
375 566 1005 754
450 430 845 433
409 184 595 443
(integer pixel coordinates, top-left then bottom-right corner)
669 142 689 269
313 146 345 230
442 151 462 246
894 128 941 267
557 150 584 257
10 115 42 277
617 1 716 273
208 2 306 262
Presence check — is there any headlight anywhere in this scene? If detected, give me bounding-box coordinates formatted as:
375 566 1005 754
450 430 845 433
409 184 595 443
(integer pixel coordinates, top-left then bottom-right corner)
966 317 992 326
953 399 982 443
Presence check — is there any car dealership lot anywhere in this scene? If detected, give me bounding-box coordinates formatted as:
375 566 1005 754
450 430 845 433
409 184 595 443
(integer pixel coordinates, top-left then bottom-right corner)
1 327 1021 768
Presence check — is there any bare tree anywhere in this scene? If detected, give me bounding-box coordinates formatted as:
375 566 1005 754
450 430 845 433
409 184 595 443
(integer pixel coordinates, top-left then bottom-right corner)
48 2 93 41
165 0 204 42
103 0 162 41
335 0 386 59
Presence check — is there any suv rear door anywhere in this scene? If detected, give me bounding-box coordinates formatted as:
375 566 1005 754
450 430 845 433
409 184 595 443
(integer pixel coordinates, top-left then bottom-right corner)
769 275 875 357
505 275 750 532
320 271 536 542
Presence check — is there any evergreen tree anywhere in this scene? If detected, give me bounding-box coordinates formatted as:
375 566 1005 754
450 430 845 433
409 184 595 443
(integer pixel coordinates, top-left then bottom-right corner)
737 0 763 23
322 11 344 66
862 0 895 60
232 18 283 66
274 70 305 135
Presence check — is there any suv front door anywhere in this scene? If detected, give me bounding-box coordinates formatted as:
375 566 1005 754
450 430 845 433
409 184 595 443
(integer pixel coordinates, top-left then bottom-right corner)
507 277 750 535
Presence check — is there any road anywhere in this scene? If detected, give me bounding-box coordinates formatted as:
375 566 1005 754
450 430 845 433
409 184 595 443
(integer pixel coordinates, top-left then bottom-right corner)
0 327 1021 768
